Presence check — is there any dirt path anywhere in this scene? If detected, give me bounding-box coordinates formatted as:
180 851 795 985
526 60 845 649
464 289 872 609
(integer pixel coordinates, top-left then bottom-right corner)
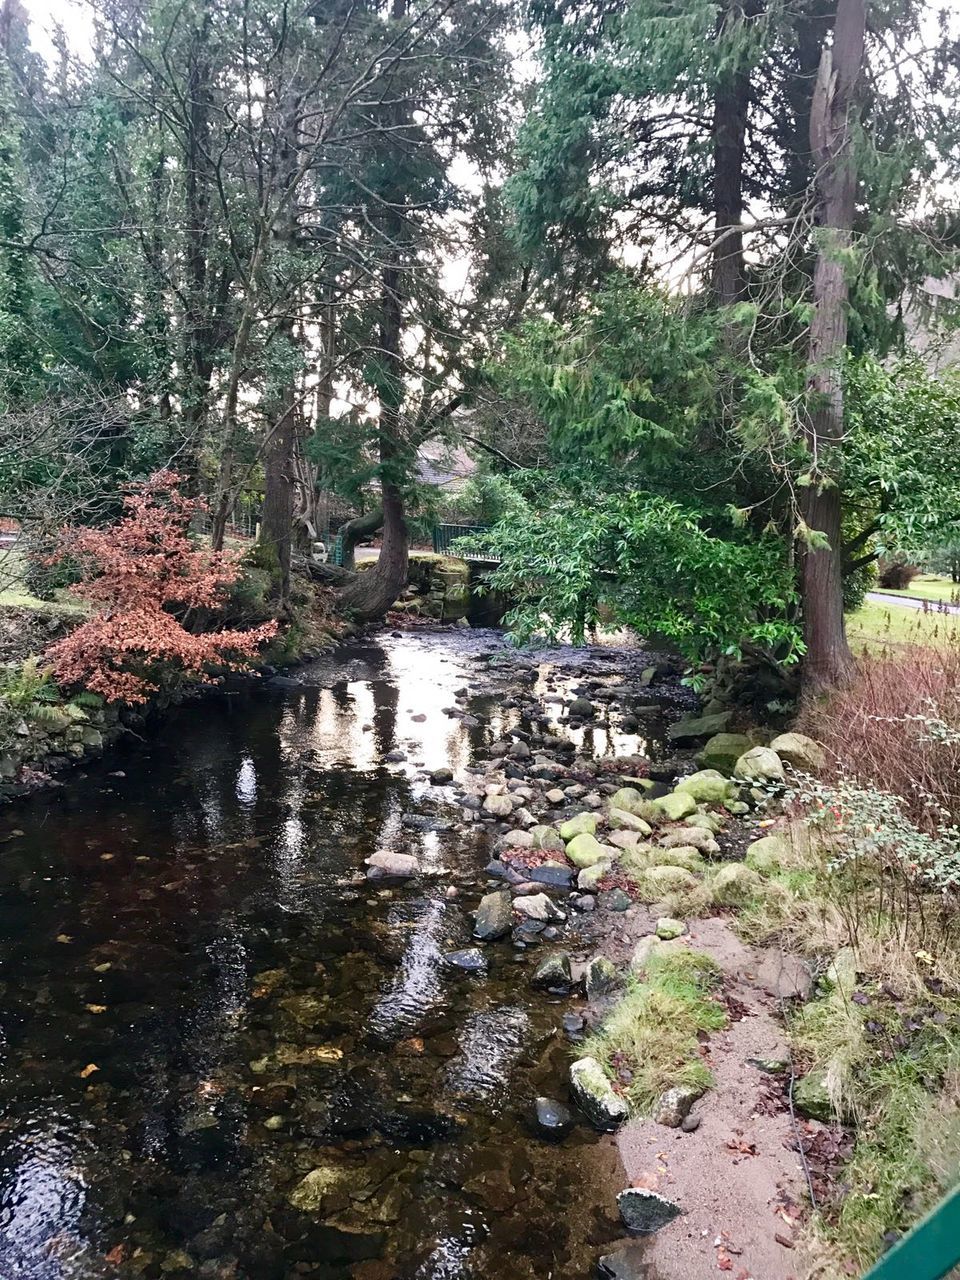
609 918 812 1280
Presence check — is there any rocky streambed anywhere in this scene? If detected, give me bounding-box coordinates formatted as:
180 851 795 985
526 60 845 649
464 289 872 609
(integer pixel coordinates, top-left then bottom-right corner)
0 626 814 1280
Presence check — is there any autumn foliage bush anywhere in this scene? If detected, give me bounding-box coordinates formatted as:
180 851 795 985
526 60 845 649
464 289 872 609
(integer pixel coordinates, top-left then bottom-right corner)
44 471 277 703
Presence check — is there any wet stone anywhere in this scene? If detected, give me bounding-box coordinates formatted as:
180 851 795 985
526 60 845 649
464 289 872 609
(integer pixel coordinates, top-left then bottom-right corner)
598 1242 652 1280
617 1187 682 1235
474 889 513 940
533 1096 575 1141
444 948 488 973
531 952 574 993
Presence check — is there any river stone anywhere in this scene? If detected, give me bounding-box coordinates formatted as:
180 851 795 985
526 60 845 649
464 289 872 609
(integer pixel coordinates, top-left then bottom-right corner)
652 791 698 822
513 892 565 922
559 812 598 841
700 731 752 773
483 793 514 817
533 1096 574 1141
653 847 704 875
769 731 826 773
617 1187 682 1234
666 711 731 744
365 851 420 879
497 830 536 855
577 863 611 892
745 833 790 874
684 810 725 834
526 862 575 890
566 832 609 868
570 1056 629 1130
661 826 719 855
609 787 648 816
733 746 786 784
507 740 531 759
675 769 735 805
598 1242 651 1280
637 865 698 902
654 1083 702 1126
430 767 454 784
629 936 661 974
290 1165 367 1212
656 917 686 940
568 697 595 719
608 829 643 850
531 952 573 991
711 862 763 906
474 890 513 940
793 1067 834 1122
600 888 633 912
530 824 566 853
608 808 653 835
584 955 620 998
443 948 488 973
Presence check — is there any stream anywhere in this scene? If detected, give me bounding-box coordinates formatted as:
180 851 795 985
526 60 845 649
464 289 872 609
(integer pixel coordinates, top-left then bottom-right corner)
0 628 686 1280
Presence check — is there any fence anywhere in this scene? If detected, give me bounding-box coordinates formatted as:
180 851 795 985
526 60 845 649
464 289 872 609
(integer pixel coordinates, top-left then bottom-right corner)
860 1184 960 1280
432 523 498 560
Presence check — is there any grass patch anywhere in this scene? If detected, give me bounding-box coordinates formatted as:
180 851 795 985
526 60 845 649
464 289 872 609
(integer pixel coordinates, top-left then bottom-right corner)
582 947 726 1113
813 1025 960 1274
846 600 960 653
874 573 960 605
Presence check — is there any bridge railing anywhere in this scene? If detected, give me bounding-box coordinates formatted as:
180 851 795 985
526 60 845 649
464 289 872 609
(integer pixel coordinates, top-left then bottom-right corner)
432 523 499 561
859 1184 960 1280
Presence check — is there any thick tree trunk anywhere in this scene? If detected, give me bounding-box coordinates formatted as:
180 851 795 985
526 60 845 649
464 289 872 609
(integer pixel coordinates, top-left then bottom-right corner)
800 0 865 689
711 62 748 307
261 398 296 603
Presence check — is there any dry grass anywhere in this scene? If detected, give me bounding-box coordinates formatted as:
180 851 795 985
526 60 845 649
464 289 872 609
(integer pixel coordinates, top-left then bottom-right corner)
798 642 960 832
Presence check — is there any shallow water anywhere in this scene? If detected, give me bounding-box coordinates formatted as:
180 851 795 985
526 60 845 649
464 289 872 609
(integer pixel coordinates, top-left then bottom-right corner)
0 629 676 1280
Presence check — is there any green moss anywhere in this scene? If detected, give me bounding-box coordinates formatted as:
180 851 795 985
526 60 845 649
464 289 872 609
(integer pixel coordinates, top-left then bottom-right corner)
581 948 726 1113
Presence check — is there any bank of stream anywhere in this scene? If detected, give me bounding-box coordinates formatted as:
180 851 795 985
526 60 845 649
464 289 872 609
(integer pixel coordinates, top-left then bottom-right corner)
0 627 694 1280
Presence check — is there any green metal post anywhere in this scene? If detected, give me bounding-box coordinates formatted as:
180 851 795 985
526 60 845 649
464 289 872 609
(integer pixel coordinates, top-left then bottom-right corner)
860 1185 960 1280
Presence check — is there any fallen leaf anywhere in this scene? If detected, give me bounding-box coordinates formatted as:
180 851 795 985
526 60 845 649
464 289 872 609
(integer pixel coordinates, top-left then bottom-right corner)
104 1244 126 1264
79 1063 99 1079
56 934 73 944
85 1004 107 1014
775 1232 795 1249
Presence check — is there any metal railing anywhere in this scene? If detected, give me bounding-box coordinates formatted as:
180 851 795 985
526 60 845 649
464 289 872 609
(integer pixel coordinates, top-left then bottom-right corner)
860 1185 960 1280
432 522 499 561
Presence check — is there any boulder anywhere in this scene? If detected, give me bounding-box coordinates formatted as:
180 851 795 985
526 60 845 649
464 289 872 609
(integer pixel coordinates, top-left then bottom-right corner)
652 791 698 822
608 808 653 835
559 812 598 841
684 810 725 834
674 769 734 805
526 862 575 890
655 917 686 941
660 826 718 856
530 824 566 854
430 767 454 784
700 731 752 773
609 787 648 816
531 952 574 992
711 862 763 906
482 793 514 817
473 890 513 941
443 948 487 973
653 1083 701 1126
745 834 790 874
566 832 609 868
666 711 731 745
642 865 698 896
497 829 535 851
569 1056 629 1130
733 746 786 784
652 847 704 875
769 732 826 773
532 1096 574 1141
365 851 420 879
584 955 620 998
512 893 565 922
793 1067 834 1122
753 951 813 1002
600 888 633 912
629 936 661 974
617 1187 682 1234
568 697 595 719
577 863 611 892
608 829 643 850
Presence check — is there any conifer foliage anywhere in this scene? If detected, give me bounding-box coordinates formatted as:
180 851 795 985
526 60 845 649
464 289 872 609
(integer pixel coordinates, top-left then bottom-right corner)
44 472 276 703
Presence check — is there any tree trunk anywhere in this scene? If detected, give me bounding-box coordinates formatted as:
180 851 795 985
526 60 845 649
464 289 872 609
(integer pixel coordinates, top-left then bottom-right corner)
800 0 865 689
711 35 749 307
338 506 384 571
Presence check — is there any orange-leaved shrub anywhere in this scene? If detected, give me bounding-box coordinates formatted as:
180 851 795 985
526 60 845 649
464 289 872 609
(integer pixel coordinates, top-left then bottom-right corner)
798 642 960 833
44 471 277 703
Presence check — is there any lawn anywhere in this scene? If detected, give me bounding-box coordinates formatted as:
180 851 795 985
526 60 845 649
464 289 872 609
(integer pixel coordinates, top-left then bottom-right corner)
847 599 960 654
873 573 960 605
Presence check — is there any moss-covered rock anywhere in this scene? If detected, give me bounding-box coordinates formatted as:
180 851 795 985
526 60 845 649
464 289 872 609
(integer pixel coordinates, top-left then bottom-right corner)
566 832 610 868
652 791 698 822
559 812 598 841
608 807 653 835
675 769 735 805
733 746 786 784
769 732 826 773
710 862 763 906
699 732 752 773
570 1056 629 1130
745 834 790 874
